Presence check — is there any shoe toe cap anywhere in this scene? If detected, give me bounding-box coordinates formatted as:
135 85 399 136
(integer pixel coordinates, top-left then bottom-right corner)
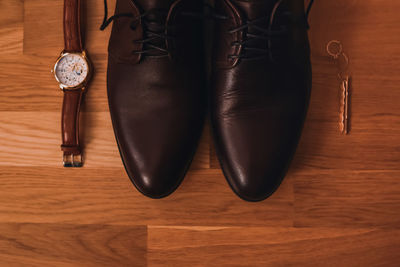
224 165 288 202
127 163 187 199
214 111 305 202
114 125 199 199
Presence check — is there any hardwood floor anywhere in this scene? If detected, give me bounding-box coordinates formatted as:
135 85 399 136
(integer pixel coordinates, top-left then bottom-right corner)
0 0 399 266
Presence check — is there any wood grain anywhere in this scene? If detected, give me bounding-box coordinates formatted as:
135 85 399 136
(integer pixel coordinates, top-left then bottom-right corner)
0 1 23 55
0 112 209 169
0 0 399 266
294 170 400 228
148 226 400 267
0 168 293 226
0 223 146 266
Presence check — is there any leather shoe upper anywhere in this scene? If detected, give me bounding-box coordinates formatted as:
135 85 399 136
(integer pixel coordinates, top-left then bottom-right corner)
106 0 206 198
211 0 312 201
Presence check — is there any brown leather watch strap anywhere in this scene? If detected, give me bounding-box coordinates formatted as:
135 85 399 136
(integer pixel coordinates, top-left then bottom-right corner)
61 90 84 167
64 0 83 52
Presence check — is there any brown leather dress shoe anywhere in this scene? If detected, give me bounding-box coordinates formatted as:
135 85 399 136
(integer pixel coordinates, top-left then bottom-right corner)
210 0 314 201
101 0 206 198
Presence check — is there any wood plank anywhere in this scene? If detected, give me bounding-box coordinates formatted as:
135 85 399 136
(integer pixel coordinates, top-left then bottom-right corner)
0 55 65 112
23 0 111 57
293 170 400 227
209 136 220 169
0 223 146 266
0 168 293 226
148 226 400 266
23 0 62 56
292 117 400 171
0 112 209 169
0 0 23 55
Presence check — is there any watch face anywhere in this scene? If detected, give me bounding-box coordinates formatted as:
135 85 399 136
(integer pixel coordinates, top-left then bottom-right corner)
55 53 89 88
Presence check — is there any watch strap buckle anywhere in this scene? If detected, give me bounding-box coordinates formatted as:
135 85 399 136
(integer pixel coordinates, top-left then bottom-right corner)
63 153 83 167
61 145 82 167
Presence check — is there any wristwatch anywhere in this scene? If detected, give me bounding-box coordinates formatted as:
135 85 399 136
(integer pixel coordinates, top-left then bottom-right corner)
53 0 92 167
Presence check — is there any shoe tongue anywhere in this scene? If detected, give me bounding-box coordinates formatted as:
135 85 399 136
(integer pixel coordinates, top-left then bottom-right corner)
230 0 306 19
134 0 176 11
230 0 276 20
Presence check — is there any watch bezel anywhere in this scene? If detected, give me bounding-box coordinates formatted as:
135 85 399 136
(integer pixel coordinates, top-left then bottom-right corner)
53 51 92 91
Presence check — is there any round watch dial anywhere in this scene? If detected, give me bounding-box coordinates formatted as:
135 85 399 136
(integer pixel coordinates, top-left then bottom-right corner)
55 53 89 87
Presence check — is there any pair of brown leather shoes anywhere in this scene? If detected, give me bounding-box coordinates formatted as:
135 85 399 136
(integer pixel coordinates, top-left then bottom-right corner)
101 0 313 201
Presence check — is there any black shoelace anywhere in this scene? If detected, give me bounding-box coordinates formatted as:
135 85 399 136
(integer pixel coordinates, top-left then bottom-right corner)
100 0 175 58
223 0 315 61
100 0 314 60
